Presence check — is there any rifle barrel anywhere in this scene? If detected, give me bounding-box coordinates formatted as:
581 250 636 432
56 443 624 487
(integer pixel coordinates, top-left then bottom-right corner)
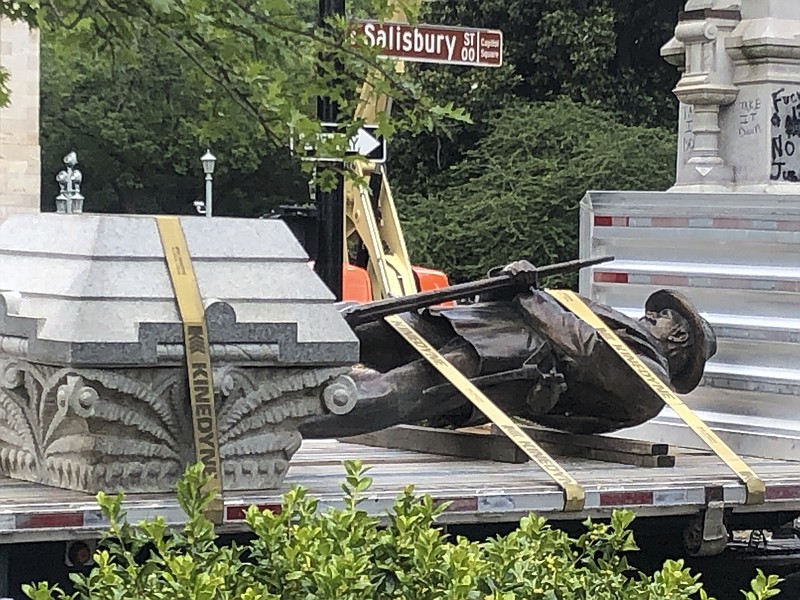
344 255 614 327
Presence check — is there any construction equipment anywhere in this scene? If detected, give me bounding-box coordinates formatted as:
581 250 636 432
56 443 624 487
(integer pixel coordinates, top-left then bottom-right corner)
304 0 451 302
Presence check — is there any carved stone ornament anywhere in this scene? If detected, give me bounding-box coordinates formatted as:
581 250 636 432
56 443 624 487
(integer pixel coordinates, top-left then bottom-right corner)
0 358 348 492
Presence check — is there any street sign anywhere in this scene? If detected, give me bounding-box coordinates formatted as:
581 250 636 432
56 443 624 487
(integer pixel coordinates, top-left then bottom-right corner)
354 21 503 68
344 125 386 162
300 123 386 163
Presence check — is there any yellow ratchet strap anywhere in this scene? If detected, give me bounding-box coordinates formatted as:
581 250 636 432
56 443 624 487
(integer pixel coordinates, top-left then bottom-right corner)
156 216 224 523
384 314 586 512
545 289 766 505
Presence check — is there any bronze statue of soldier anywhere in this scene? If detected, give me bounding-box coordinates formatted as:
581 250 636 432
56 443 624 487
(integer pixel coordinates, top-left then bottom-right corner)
299 259 717 439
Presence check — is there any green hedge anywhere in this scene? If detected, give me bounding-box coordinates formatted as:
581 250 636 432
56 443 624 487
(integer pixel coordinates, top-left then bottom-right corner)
25 462 780 600
397 98 677 284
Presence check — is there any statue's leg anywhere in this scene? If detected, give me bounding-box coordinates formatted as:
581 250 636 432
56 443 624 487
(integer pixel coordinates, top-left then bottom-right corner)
352 312 458 372
299 339 479 439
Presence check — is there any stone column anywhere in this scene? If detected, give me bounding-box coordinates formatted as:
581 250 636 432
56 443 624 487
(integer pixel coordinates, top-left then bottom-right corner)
663 0 800 192
0 18 40 217
664 1 742 191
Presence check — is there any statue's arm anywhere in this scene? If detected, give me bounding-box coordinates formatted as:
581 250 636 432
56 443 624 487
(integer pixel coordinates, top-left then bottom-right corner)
515 290 602 360
516 290 672 383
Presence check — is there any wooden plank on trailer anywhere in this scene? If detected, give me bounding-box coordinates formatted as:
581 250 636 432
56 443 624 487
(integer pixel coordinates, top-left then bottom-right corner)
537 442 675 468
342 426 674 468
341 425 529 463
491 424 670 456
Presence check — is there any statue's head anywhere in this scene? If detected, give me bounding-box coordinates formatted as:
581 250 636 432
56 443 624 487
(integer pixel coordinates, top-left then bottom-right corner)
639 290 717 394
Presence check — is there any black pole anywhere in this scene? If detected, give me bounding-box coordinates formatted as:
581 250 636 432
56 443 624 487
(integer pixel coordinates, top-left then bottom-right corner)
314 0 346 300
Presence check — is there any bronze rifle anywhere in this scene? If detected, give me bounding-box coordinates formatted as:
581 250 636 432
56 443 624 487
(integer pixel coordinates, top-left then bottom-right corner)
343 255 615 327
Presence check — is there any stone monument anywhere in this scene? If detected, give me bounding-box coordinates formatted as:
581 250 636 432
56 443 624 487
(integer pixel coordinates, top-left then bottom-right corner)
0 213 360 493
662 0 800 191
580 0 800 460
0 18 40 216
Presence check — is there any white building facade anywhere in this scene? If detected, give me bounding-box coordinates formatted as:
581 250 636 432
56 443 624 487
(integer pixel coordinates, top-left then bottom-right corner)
0 18 40 217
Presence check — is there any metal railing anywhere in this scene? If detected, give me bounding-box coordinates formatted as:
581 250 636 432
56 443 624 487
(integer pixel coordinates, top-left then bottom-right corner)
580 190 800 460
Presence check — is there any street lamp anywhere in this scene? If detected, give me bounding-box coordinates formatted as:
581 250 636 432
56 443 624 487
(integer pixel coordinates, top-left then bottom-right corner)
200 149 216 218
55 151 85 214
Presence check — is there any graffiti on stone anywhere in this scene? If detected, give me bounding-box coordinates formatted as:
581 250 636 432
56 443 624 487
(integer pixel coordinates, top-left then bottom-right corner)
770 87 800 183
738 98 762 137
681 104 695 154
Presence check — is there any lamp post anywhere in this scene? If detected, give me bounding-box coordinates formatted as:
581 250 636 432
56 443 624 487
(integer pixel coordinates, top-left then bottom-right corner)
55 151 85 214
200 149 216 217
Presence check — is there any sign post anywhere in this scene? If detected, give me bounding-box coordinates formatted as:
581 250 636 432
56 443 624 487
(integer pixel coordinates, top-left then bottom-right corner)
312 13 504 300
315 0 346 301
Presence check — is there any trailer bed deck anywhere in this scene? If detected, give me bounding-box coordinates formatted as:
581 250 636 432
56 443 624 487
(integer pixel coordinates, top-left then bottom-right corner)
0 440 799 543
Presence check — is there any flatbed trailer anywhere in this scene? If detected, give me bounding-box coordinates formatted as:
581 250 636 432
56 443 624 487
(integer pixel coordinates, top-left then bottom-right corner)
2 193 799 595
0 443 798 596
2 440 799 542
249 442 800 525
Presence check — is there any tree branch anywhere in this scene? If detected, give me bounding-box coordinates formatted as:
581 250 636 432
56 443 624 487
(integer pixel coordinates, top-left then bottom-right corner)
230 0 420 104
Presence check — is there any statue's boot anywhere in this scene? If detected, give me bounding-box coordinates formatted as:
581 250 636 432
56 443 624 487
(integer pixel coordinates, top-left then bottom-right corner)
299 340 480 439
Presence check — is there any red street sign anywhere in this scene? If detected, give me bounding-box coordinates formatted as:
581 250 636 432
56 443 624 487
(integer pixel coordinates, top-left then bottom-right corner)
354 21 503 68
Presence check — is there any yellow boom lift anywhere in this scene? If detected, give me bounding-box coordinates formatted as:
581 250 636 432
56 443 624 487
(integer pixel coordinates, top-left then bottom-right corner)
341 3 449 301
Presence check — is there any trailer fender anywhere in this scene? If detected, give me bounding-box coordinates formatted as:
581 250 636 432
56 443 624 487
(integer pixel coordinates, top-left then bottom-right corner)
683 500 729 557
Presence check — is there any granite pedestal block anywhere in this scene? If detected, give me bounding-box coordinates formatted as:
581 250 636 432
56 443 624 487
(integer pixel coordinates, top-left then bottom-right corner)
0 214 359 492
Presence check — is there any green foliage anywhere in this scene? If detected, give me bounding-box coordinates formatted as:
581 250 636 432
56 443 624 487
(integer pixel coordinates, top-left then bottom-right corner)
39 26 309 215
3 0 468 164
23 461 782 600
397 98 676 283
6 0 684 248
390 0 683 192
0 68 8 108
0 0 472 214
